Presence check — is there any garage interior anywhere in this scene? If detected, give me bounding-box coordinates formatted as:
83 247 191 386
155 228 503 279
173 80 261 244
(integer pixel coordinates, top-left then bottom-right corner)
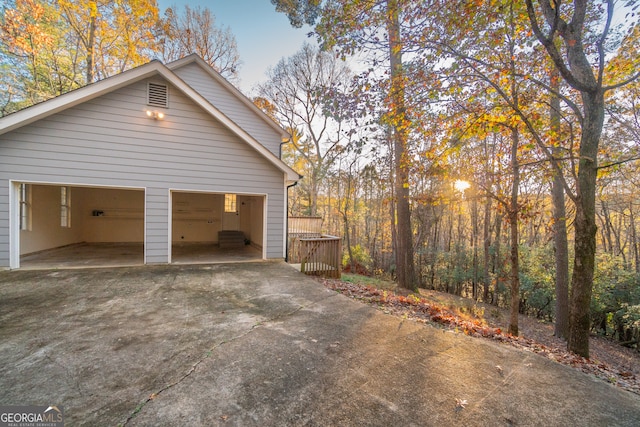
170 191 264 264
18 185 264 269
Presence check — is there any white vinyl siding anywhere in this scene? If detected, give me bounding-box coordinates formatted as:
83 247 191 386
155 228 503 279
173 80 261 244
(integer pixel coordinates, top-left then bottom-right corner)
146 188 169 263
172 63 283 157
0 77 286 266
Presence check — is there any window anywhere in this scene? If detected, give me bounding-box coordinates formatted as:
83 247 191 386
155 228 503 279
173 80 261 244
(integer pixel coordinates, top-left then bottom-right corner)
19 183 31 231
61 186 71 228
224 194 237 213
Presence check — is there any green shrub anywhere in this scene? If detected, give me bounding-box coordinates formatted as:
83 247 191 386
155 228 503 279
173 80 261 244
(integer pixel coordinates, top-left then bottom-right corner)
511 245 554 319
591 253 639 335
343 244 372 271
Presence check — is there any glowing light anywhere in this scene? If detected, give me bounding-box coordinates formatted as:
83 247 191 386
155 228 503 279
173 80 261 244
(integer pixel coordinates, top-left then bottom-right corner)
454 179 470 193
145 110 165 120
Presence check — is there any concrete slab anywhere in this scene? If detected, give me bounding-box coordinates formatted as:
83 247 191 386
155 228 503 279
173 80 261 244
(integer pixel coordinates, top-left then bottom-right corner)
19 242 144 269
0 262 639 426
19 242 262 269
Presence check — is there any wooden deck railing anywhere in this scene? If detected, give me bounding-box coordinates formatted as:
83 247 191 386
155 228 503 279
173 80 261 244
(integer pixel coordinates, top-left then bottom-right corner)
289 234 341 279
288 216 323 234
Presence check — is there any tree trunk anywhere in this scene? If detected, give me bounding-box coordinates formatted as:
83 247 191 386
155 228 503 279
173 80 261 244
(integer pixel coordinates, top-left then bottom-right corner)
472 189 479 300
524 0 610 359
550 66 569 340
600 200 613 254
309 168 319 216
342 175 354 270
508 126 520 336
493 212 502 305
630 202 639 273
388 0 416 291
430 212 440 288
388 139 398 275
569 89 605 358
507 9 520 331
456 194 463 294
86 12 96 83
552 153 570 340
483 193 492 302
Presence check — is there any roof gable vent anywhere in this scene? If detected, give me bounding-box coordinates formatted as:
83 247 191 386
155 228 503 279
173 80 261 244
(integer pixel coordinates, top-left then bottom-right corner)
147 82 168 108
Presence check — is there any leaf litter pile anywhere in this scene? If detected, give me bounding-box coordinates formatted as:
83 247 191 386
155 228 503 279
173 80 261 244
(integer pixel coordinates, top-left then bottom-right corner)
319 278 640 396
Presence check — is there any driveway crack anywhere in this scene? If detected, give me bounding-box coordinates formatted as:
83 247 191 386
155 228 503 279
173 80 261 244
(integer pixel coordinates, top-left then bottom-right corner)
120 303 308 426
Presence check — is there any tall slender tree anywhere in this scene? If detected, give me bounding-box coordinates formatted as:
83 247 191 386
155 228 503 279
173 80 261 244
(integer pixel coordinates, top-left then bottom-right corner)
525 0 640 357
549 66 570 340
158 5 241 81
273 0 418 290
1 1 246 113
57 0 159 82
0 0 82 109
258 43 352 216
387 0 416 290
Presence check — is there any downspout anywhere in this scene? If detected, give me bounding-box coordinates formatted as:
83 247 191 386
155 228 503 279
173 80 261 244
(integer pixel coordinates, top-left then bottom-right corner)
281 135 294 262
285 180 298 262
279 137 290 158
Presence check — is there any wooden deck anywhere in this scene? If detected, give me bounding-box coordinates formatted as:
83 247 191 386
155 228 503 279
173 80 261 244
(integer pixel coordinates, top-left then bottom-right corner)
288 234 341 279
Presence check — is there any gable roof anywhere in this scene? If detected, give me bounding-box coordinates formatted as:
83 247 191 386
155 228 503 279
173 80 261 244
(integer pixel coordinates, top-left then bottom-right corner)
0 59 300 183
167 54 289 141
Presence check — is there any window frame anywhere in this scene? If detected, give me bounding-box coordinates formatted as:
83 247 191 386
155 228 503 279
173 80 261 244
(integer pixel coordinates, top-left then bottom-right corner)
224 194 237 213
60 186 71 228
19 183 31 231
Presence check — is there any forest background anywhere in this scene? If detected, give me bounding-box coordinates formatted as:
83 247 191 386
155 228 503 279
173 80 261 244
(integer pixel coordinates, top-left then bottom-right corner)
1 0 639 358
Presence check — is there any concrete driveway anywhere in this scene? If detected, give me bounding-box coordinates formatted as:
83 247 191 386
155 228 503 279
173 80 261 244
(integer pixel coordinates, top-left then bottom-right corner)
1 262 639 426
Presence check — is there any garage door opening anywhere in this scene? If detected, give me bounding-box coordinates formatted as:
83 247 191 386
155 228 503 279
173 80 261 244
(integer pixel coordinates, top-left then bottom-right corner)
171 191 264 263
18 184 144 268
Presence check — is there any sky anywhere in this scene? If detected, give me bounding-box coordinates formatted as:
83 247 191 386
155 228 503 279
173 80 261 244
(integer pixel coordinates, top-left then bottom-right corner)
154 1 634 95
156 0 316 94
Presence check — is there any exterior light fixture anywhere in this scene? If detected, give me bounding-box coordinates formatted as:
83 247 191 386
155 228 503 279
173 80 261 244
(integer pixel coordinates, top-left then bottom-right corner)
146 110 165 120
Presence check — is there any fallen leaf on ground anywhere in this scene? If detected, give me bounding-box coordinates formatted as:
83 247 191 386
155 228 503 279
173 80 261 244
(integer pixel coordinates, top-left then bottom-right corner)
318 278 640 396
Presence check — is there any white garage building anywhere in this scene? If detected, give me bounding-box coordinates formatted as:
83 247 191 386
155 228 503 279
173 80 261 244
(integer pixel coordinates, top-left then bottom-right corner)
0 55 299 269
